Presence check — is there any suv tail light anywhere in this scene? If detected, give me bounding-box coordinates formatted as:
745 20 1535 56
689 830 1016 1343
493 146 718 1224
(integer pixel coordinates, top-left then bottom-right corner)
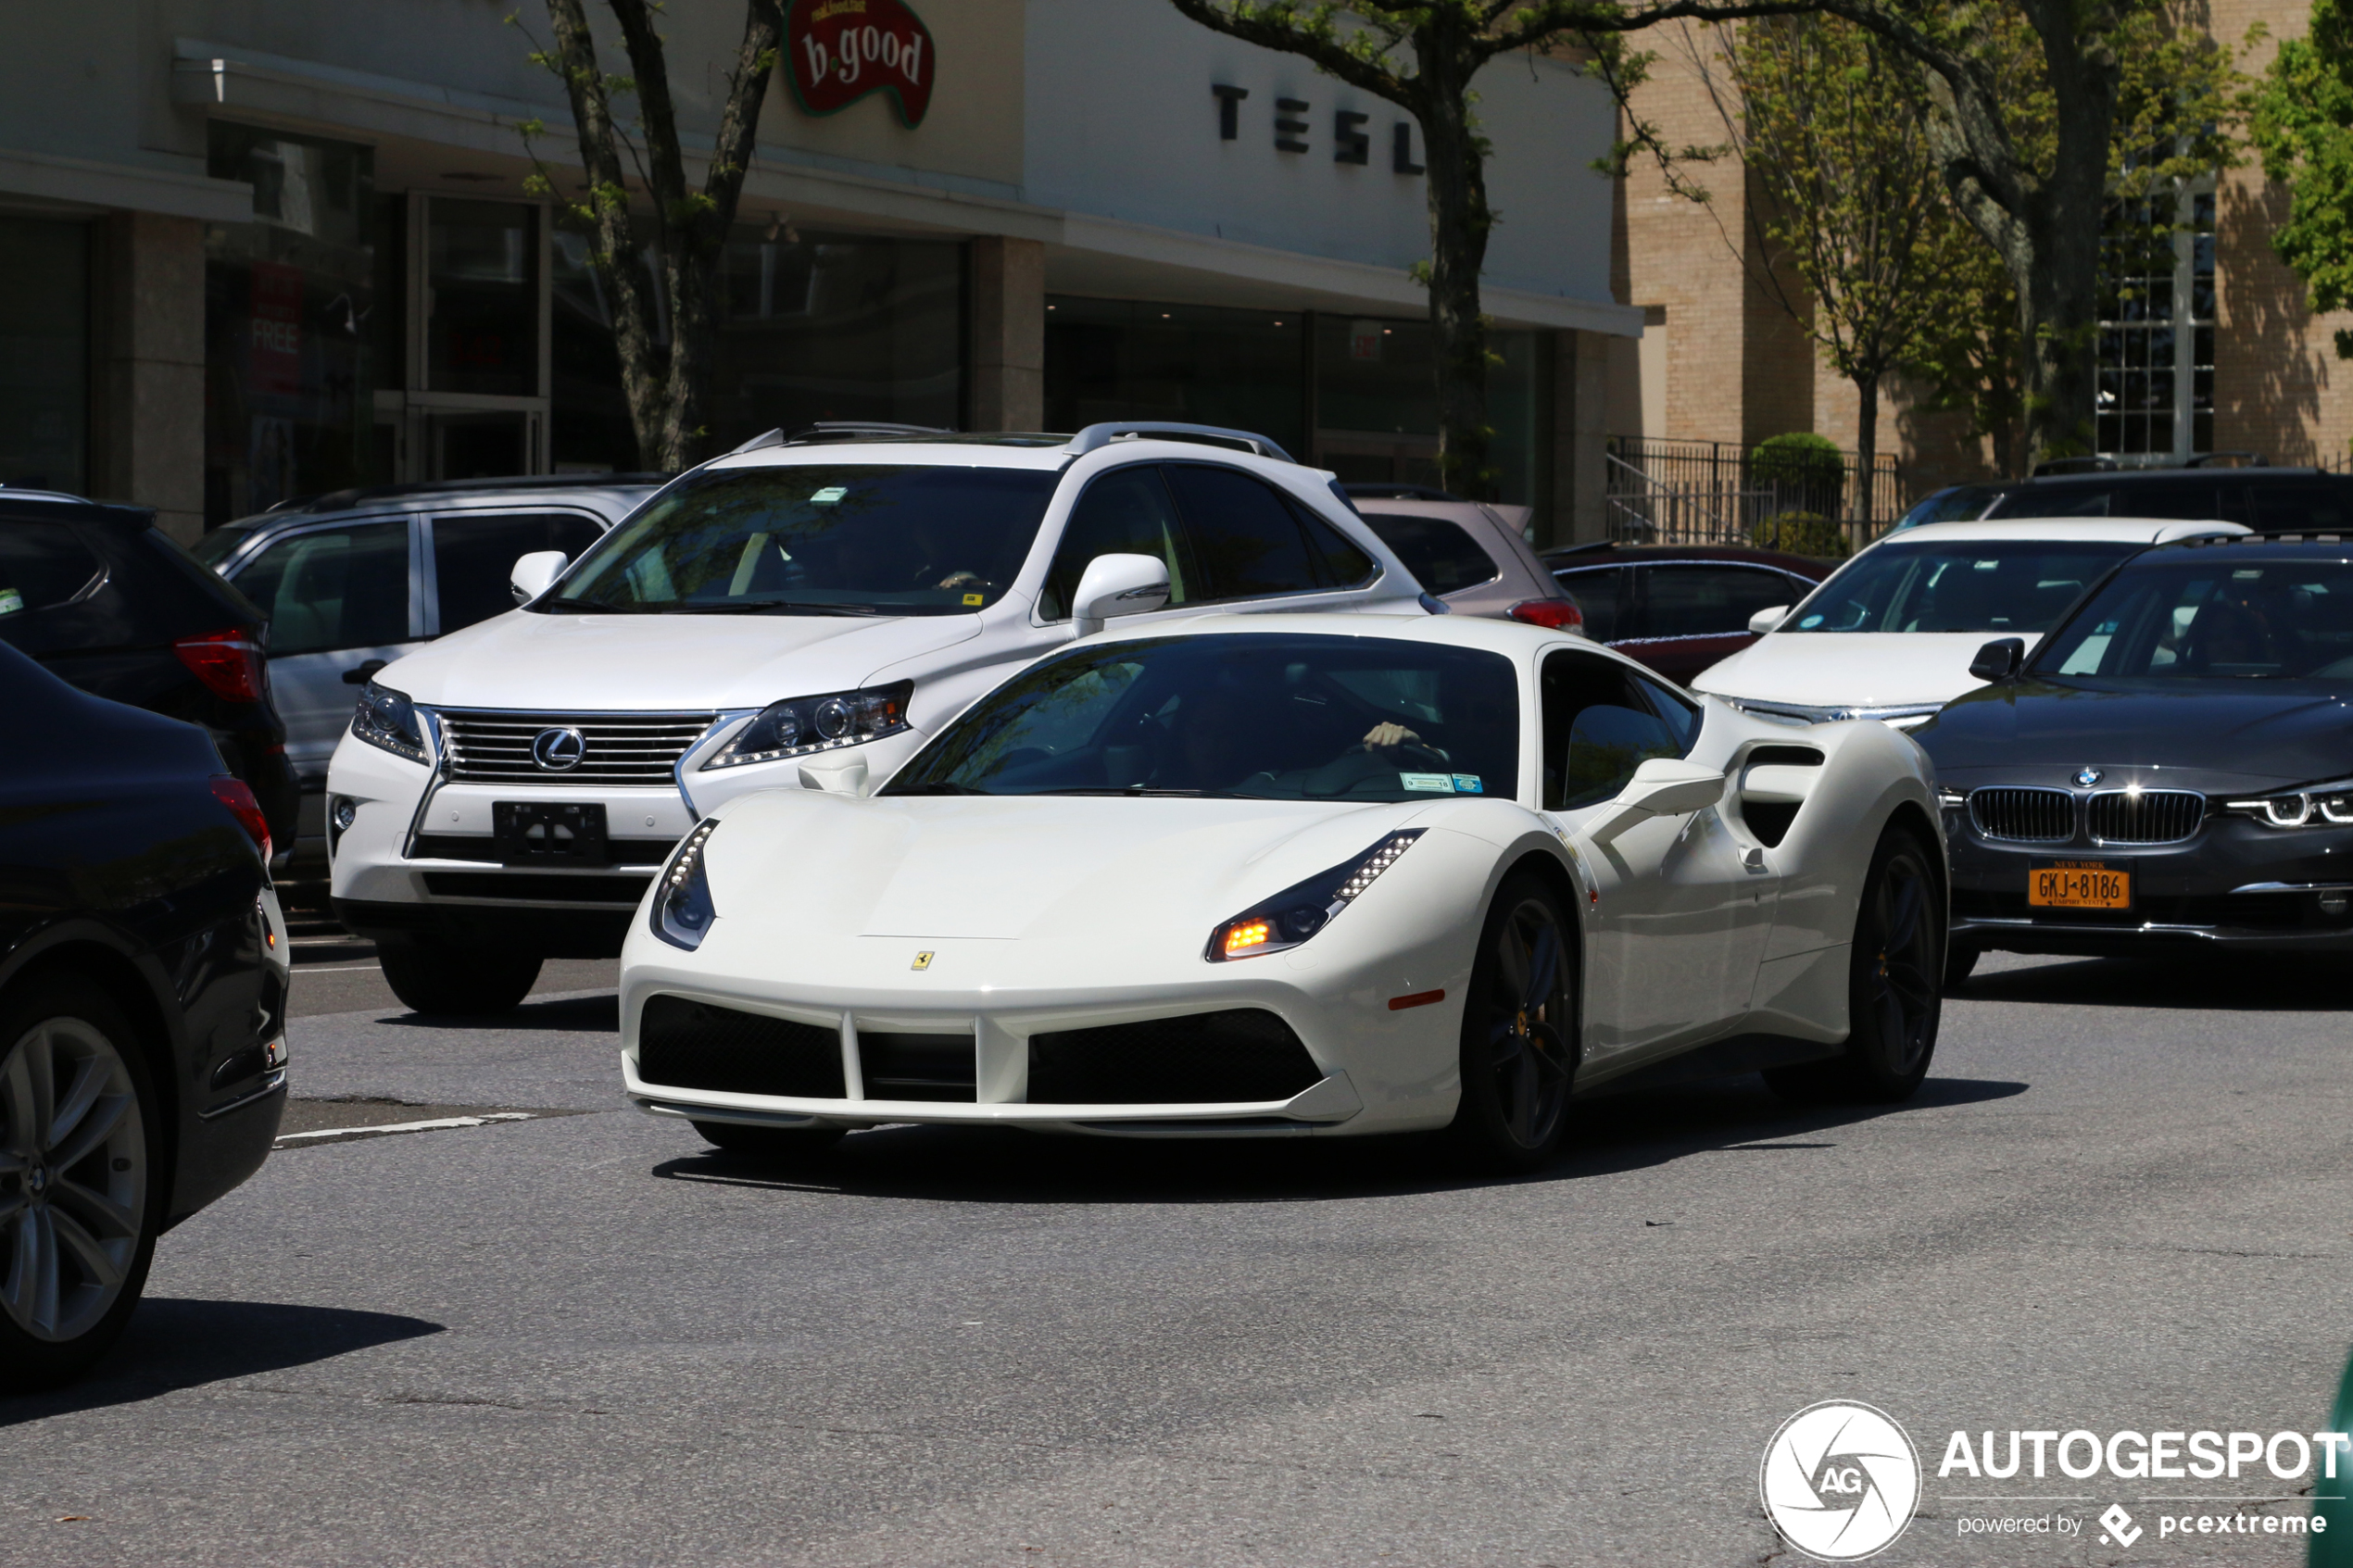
174 628 267 703
1508 598 1584 632
210 776 272 862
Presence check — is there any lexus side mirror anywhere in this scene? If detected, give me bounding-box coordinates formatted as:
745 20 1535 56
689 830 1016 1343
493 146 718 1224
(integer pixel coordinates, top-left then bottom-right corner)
510 549 569 606
1748 605 1790 635
1588 758 1727 843
1070 552 1171 636
1969 636 2025 683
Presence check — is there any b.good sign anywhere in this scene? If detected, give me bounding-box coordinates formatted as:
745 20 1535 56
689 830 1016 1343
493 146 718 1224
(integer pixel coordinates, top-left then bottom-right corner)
786 0 935 128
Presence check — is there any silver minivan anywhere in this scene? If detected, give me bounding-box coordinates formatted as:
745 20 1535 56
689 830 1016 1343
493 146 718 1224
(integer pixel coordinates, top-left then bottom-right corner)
194 474 666 877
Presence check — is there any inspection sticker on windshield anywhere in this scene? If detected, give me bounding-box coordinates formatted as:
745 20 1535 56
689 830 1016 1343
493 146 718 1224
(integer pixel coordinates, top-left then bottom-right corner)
1451 774 1483 795
809 485 849 505
963 593 985 606
1402 772 1455 793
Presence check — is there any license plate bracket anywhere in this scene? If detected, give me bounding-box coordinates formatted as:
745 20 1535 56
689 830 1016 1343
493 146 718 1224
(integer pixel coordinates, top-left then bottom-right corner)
493 801 610 866
2028 858 2132 910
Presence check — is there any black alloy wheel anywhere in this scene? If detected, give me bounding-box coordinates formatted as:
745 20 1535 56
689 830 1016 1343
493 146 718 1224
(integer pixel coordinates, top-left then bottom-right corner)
1448 870 1579 1173
693 1120 846 1164
377 936 544 1016
1767 826 1943 1104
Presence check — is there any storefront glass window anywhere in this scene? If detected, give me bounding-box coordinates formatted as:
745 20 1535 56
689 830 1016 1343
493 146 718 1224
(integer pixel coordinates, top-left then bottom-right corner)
0 219 88 493
205 124 378 524
1314 315 1548 512
428 199 538 397
1044 299 1305 458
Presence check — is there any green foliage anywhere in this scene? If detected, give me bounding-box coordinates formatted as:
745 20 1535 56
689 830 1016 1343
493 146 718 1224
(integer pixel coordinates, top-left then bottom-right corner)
1750 509 1851 558
2251 0 2353 357
1750 431 1841 481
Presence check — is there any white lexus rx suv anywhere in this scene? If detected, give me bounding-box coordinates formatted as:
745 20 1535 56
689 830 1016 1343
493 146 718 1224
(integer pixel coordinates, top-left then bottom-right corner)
326 423 1429 1012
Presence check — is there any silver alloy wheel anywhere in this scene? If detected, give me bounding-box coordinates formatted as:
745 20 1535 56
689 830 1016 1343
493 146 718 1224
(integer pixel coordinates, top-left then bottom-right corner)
0 1014 146 1343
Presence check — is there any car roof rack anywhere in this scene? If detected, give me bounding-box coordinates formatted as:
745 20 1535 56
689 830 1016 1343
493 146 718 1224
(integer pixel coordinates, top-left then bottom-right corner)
1064 421 1295 463
728 421 959 455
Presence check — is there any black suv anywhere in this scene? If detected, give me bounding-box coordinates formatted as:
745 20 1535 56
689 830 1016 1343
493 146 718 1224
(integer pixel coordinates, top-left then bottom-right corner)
0 491 297 856
1892 462 2353 533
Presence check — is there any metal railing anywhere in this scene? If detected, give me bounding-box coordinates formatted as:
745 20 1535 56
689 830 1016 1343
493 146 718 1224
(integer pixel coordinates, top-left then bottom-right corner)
1604 435 1906 552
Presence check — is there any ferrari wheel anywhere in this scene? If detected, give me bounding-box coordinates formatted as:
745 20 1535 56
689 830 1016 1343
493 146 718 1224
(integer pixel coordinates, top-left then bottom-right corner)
1767 826 1942 1104
1448 871 1579 1173
693 1120 845 1164
0 977 161 1394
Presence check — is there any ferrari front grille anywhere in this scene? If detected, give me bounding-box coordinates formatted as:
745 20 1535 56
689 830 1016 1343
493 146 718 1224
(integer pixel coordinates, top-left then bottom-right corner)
635 996 846 1098
1027 1009 1321 1105
437 709 716 785
2086 789 2204 844
1968 787 2075 843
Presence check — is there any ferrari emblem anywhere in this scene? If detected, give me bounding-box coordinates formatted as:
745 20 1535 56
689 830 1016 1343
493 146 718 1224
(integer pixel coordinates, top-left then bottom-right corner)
911 950 934 972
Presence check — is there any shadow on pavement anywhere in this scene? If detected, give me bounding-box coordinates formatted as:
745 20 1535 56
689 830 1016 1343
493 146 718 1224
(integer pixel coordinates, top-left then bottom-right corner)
374 994 619 1034
1958 949 2346 1011
0 1299 444 1425
646 1073 2027 1207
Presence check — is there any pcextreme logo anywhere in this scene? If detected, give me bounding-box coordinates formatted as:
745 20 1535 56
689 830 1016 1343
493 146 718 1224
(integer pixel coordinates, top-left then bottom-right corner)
1761 1400 1924 1562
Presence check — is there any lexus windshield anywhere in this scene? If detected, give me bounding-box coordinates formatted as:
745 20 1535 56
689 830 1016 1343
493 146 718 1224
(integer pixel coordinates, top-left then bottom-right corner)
2033 554 2353 680
1783 539 2139 635
885 633 1520 803
547 464 1060 616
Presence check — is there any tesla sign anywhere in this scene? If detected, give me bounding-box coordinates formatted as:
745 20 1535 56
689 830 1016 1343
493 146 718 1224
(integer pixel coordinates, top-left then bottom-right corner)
786 0 936 128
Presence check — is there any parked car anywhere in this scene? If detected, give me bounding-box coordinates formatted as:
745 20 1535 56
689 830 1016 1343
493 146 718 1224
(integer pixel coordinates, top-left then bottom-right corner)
328 423 1430 1015
1887 483 2020 532
1692 518 2246 729
1340 483 1582 628
193 473 666 881
0 490 298 859
1919 532 2353 985
1540 541 1833 685
1887 462 2353 533
0 640 286 1391
621 611 1945 1173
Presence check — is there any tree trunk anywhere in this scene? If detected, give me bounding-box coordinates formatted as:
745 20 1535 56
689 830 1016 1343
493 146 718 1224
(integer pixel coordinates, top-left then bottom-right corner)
1413 32 1495 501
1852 370 1878 529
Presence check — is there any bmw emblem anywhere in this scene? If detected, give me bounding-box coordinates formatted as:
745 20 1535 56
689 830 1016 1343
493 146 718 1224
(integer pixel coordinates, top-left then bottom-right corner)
2074 766 2103 788
532 726 587 771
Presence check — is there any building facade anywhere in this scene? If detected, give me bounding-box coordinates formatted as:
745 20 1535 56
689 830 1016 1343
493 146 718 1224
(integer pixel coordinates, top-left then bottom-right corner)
1611 1 2353 502
1 0 1635 545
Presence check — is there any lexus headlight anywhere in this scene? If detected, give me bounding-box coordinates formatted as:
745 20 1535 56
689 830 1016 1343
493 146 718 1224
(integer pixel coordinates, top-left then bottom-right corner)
351 682 427 764
1207 830 1424 962
2224 783 2353 828
701 681 914 770
652 819 721 950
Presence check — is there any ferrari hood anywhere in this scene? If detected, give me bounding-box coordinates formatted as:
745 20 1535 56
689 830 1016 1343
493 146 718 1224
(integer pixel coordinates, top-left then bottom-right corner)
373 607 986 712
1919 677 2353 793
700 791 1434 945
1693 632 2029 709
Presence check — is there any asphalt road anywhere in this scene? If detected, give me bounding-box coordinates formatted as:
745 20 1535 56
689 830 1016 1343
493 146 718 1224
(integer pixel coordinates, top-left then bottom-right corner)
5 948 2350 1566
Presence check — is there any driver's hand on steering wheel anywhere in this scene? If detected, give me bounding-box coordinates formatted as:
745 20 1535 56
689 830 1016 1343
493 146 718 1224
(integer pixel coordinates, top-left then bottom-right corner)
1363 721 1422 752
936 570 984 590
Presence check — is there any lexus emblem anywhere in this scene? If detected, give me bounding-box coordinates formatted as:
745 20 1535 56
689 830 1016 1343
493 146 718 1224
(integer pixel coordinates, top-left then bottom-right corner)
531 727 587 771
2074 766 2103 788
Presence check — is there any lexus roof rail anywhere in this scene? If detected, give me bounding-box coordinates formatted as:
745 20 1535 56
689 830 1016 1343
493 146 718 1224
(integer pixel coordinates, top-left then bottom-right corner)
729 421 958 455
1064 421 1296 463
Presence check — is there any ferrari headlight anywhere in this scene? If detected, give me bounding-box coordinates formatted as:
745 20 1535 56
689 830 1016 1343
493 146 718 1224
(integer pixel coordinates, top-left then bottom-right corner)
351 682 427 764
701 681 913 770
1206 830 1425 962
651 819 721 950
2224 782 2353 829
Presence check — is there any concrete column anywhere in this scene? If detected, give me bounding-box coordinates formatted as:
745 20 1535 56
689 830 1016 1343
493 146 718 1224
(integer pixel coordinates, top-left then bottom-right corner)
89 212 206 544
967 235 1044 433
1551 329 1610 546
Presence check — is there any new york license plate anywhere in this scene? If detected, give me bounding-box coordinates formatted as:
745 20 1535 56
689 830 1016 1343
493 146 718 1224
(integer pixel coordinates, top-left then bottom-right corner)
2029 859 2131 909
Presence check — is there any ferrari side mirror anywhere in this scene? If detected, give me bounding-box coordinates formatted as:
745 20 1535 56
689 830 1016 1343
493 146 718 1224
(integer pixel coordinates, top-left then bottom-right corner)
1747 604 1789 635
1589 758 1727 843
1070 553 1172 636
1969 636 2025 683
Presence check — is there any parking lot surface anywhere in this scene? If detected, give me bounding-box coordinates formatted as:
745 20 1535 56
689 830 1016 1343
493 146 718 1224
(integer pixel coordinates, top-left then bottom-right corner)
3 950 2347 1566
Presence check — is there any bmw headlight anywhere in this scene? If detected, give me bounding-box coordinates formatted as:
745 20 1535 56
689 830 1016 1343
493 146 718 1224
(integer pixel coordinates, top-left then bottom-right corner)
652 819 721 950
1207 830 1425 962
351 682 427 764
2224 781 2353 828
701 681 914 770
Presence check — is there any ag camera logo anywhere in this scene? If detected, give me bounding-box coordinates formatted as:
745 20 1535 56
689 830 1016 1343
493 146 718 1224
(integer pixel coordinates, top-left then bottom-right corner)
1761 1400 1922 1561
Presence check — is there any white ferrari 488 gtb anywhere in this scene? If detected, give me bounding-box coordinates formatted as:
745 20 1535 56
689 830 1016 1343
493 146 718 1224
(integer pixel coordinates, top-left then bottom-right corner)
620 608 1947 1171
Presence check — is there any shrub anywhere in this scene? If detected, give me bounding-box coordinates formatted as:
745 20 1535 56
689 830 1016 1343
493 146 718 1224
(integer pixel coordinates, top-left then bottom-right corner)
1752 509 1852 559
1751 432 1845 518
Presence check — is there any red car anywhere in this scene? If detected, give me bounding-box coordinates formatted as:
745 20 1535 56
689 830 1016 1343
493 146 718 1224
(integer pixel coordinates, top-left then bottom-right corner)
1538 542 1834 686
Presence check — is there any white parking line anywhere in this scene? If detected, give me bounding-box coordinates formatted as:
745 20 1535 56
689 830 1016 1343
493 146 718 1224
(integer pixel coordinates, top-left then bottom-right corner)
275 1112 536 1148
293 964 384 973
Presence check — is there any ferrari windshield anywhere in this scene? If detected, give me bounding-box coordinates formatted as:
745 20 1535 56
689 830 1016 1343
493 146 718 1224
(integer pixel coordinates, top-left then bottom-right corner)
1785 539 2139 635
2033 554 2353 680
547 464 1059 616
885 633 1520 802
